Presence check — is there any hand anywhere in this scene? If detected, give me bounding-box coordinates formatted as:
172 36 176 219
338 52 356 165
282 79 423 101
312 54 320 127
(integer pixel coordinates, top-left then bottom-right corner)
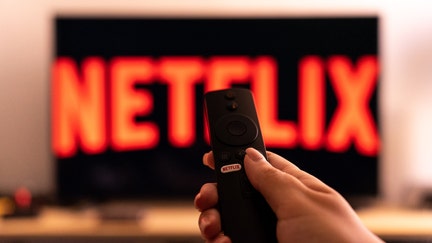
194 148 383 243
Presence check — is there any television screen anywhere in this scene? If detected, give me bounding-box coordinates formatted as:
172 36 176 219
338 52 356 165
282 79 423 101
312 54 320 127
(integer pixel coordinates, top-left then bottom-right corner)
52 17 379 203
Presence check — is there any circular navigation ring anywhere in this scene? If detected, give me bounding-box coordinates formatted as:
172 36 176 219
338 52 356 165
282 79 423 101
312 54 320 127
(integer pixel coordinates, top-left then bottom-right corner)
215 114 259 146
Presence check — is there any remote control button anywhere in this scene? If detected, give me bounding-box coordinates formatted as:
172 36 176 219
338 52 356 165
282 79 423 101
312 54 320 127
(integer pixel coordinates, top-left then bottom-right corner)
218 151 232 163
227 121 247 136
215 114 259 146
221 163 242 174
224 90 236 100
236 150 246 160
226 101 239 111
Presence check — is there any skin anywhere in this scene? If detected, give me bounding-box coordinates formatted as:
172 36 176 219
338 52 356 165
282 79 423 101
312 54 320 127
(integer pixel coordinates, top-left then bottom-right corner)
194 148 383 243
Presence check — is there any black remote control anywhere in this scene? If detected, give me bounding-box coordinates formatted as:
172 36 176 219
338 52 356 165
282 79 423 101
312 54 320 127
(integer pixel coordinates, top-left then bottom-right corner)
204 88 277 243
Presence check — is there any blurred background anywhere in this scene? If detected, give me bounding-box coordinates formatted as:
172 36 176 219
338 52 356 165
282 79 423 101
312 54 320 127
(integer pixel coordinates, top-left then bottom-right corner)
1 0 432 242
2 0 432 208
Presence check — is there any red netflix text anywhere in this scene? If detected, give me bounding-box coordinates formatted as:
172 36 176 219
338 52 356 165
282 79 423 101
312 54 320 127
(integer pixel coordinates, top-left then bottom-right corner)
52 55 379 158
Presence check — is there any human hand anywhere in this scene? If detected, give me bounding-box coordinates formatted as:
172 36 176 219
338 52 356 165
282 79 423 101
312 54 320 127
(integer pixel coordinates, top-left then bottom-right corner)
194 148 383 243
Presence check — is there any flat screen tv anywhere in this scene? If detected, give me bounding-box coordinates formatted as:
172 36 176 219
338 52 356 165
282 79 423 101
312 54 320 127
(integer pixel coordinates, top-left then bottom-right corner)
52 17 379 204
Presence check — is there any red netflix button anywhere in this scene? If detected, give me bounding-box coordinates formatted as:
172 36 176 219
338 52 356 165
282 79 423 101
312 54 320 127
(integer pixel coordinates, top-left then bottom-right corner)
221 163 242 174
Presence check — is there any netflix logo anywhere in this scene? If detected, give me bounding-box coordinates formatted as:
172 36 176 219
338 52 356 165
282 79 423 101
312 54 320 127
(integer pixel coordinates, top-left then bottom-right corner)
52 55 378 157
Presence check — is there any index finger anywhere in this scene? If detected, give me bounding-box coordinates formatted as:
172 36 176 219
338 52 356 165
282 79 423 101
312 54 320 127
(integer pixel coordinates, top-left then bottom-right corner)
266 150 333 194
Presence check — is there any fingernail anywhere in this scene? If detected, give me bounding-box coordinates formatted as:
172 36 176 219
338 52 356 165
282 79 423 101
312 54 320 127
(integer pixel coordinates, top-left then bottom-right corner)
245 148 265 162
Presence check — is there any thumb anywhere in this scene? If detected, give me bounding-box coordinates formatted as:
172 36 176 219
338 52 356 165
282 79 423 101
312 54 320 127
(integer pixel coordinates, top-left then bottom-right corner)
243 148 305 214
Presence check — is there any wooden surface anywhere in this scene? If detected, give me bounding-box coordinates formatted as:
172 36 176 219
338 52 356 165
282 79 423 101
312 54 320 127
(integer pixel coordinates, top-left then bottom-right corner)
1 202 432 241
0 203 200 237
357 204 432 239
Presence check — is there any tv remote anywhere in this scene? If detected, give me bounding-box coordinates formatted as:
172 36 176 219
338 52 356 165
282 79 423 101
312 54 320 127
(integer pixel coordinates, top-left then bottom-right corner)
204 88 277 243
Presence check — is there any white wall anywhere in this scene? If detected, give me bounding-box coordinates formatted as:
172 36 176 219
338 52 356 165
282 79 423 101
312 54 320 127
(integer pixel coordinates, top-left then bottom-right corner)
0 0 431 205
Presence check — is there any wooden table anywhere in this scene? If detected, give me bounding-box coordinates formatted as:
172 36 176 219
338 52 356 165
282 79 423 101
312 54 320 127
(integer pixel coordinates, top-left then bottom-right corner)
1 202 432 242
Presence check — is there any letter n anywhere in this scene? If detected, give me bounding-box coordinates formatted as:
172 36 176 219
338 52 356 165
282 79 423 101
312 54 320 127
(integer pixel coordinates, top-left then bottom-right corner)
52 57 107 158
